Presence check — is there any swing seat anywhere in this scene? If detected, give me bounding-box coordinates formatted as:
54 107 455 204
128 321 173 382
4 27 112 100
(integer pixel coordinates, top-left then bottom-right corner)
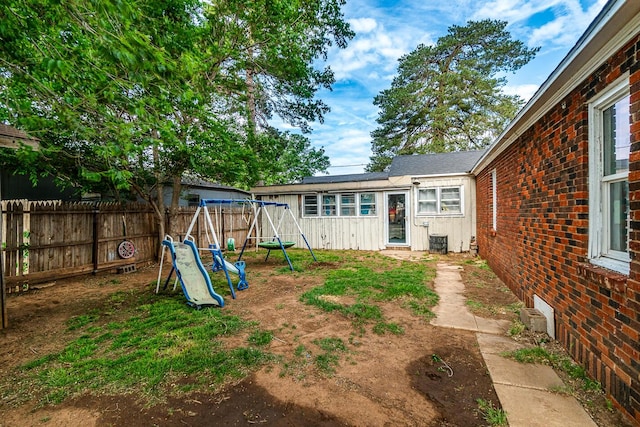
258 241 295 250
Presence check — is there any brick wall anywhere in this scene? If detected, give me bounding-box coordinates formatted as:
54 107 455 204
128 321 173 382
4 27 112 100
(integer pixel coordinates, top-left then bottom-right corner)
476 35 640 423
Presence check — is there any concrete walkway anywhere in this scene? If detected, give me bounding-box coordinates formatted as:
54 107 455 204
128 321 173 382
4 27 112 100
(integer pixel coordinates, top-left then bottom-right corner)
430 262 597 427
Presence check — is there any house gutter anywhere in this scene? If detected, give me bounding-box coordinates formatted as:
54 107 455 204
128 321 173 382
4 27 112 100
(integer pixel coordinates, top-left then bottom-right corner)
472 0 638 174
408 172 474 180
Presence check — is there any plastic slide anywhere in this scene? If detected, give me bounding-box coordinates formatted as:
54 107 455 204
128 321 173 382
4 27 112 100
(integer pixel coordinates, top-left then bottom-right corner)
163 239 224 308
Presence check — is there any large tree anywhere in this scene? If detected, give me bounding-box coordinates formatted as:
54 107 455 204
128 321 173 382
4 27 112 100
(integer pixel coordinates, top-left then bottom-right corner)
368 19 538 171
0 0 350 238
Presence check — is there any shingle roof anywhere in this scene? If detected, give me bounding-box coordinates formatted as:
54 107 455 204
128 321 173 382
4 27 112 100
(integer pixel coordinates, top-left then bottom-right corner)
388 150 486 177
302 171 389 184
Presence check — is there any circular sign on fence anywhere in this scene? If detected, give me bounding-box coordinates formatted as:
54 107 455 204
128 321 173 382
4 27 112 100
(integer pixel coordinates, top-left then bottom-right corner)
117 240 136 259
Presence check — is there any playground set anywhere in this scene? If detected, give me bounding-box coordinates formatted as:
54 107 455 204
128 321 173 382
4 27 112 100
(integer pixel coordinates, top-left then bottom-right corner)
156 199 316 308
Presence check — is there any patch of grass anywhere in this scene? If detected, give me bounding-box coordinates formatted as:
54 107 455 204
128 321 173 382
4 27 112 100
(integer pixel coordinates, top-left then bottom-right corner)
476 399 508 426
508 320 525 336
506 302 524 313
503 346 601 392
19 297 272 406
311 337 349 376
300 258 438 331
372 322 404 335
279 344 312 380
465 299 484 310
404 300 438 320
65 311 100 331
504 347 551 364
248 330 273 347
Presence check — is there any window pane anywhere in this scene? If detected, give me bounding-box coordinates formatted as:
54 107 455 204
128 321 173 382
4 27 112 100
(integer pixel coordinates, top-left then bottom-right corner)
186 194 200 207
418 189 437 214
321 194 337 216
303 195 318 216
419 188 436 201
441 187 461 213
360 193 376 215
603 96 630 176
341 194 356 216
419 201 437 213
609 180 629 253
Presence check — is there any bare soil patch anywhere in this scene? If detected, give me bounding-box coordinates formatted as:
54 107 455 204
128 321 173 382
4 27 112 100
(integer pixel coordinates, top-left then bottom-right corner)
0 251 631 426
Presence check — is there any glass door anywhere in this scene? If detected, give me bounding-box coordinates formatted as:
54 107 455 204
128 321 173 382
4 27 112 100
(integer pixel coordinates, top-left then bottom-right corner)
387 192 408 245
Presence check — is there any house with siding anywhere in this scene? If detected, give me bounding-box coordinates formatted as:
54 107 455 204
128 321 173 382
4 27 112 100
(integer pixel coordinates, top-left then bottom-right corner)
252 150 484 252
160 178 250 207
472 0 640 422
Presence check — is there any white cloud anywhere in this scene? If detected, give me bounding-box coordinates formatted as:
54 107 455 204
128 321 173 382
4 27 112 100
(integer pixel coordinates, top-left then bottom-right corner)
527 0 608 47
473 0 564 23
349 17 377 33
474 0 608 49
328 22 420 81
503 83 540 102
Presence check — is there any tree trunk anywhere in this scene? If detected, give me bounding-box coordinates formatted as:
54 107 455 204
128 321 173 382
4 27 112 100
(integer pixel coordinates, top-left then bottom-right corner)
153 142 166 259
168 175 182 237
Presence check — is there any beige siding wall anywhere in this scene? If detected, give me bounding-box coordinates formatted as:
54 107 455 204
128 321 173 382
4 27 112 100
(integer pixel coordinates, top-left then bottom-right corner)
256 176 476 253
408 176 477 252
255 194 386 251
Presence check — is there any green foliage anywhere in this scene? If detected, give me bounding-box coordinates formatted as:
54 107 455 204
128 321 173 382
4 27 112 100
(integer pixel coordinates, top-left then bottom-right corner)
0 0 353 213
253 128 330 185
368 19 539 171
476 399 508 426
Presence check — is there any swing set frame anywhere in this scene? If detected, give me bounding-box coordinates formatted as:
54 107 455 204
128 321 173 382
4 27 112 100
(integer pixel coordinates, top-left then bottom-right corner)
237 199 317 271
185 199 316 272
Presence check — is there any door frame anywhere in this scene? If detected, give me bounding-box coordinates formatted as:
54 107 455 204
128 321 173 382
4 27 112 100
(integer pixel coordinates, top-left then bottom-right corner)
385 191 410 247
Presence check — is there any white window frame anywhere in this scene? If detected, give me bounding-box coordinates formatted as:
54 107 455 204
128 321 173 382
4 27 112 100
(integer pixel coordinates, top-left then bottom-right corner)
359 193 377 216
588 76 630 275
340 193 357 216
416 186 463 216
321 194 337 217
303 194 319 216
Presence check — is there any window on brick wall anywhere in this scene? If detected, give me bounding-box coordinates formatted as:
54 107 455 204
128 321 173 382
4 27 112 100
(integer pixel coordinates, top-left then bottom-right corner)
588 77 630 275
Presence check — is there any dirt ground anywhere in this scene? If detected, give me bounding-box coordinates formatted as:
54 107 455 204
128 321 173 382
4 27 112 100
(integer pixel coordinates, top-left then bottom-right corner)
0 252 629 426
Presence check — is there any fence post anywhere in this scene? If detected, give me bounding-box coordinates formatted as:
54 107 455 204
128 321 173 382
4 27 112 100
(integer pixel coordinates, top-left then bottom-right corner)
92 204 99 274
0 201 6 329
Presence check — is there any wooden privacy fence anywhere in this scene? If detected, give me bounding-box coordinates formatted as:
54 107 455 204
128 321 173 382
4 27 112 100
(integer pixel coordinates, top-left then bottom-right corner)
2 201 158 291
1 201 256 292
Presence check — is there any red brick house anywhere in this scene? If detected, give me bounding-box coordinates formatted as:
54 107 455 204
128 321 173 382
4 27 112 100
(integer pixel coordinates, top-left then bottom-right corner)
472 0 640 422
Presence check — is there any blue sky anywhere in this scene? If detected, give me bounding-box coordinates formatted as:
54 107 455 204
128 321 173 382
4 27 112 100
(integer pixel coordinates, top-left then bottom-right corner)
279 0 608 175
